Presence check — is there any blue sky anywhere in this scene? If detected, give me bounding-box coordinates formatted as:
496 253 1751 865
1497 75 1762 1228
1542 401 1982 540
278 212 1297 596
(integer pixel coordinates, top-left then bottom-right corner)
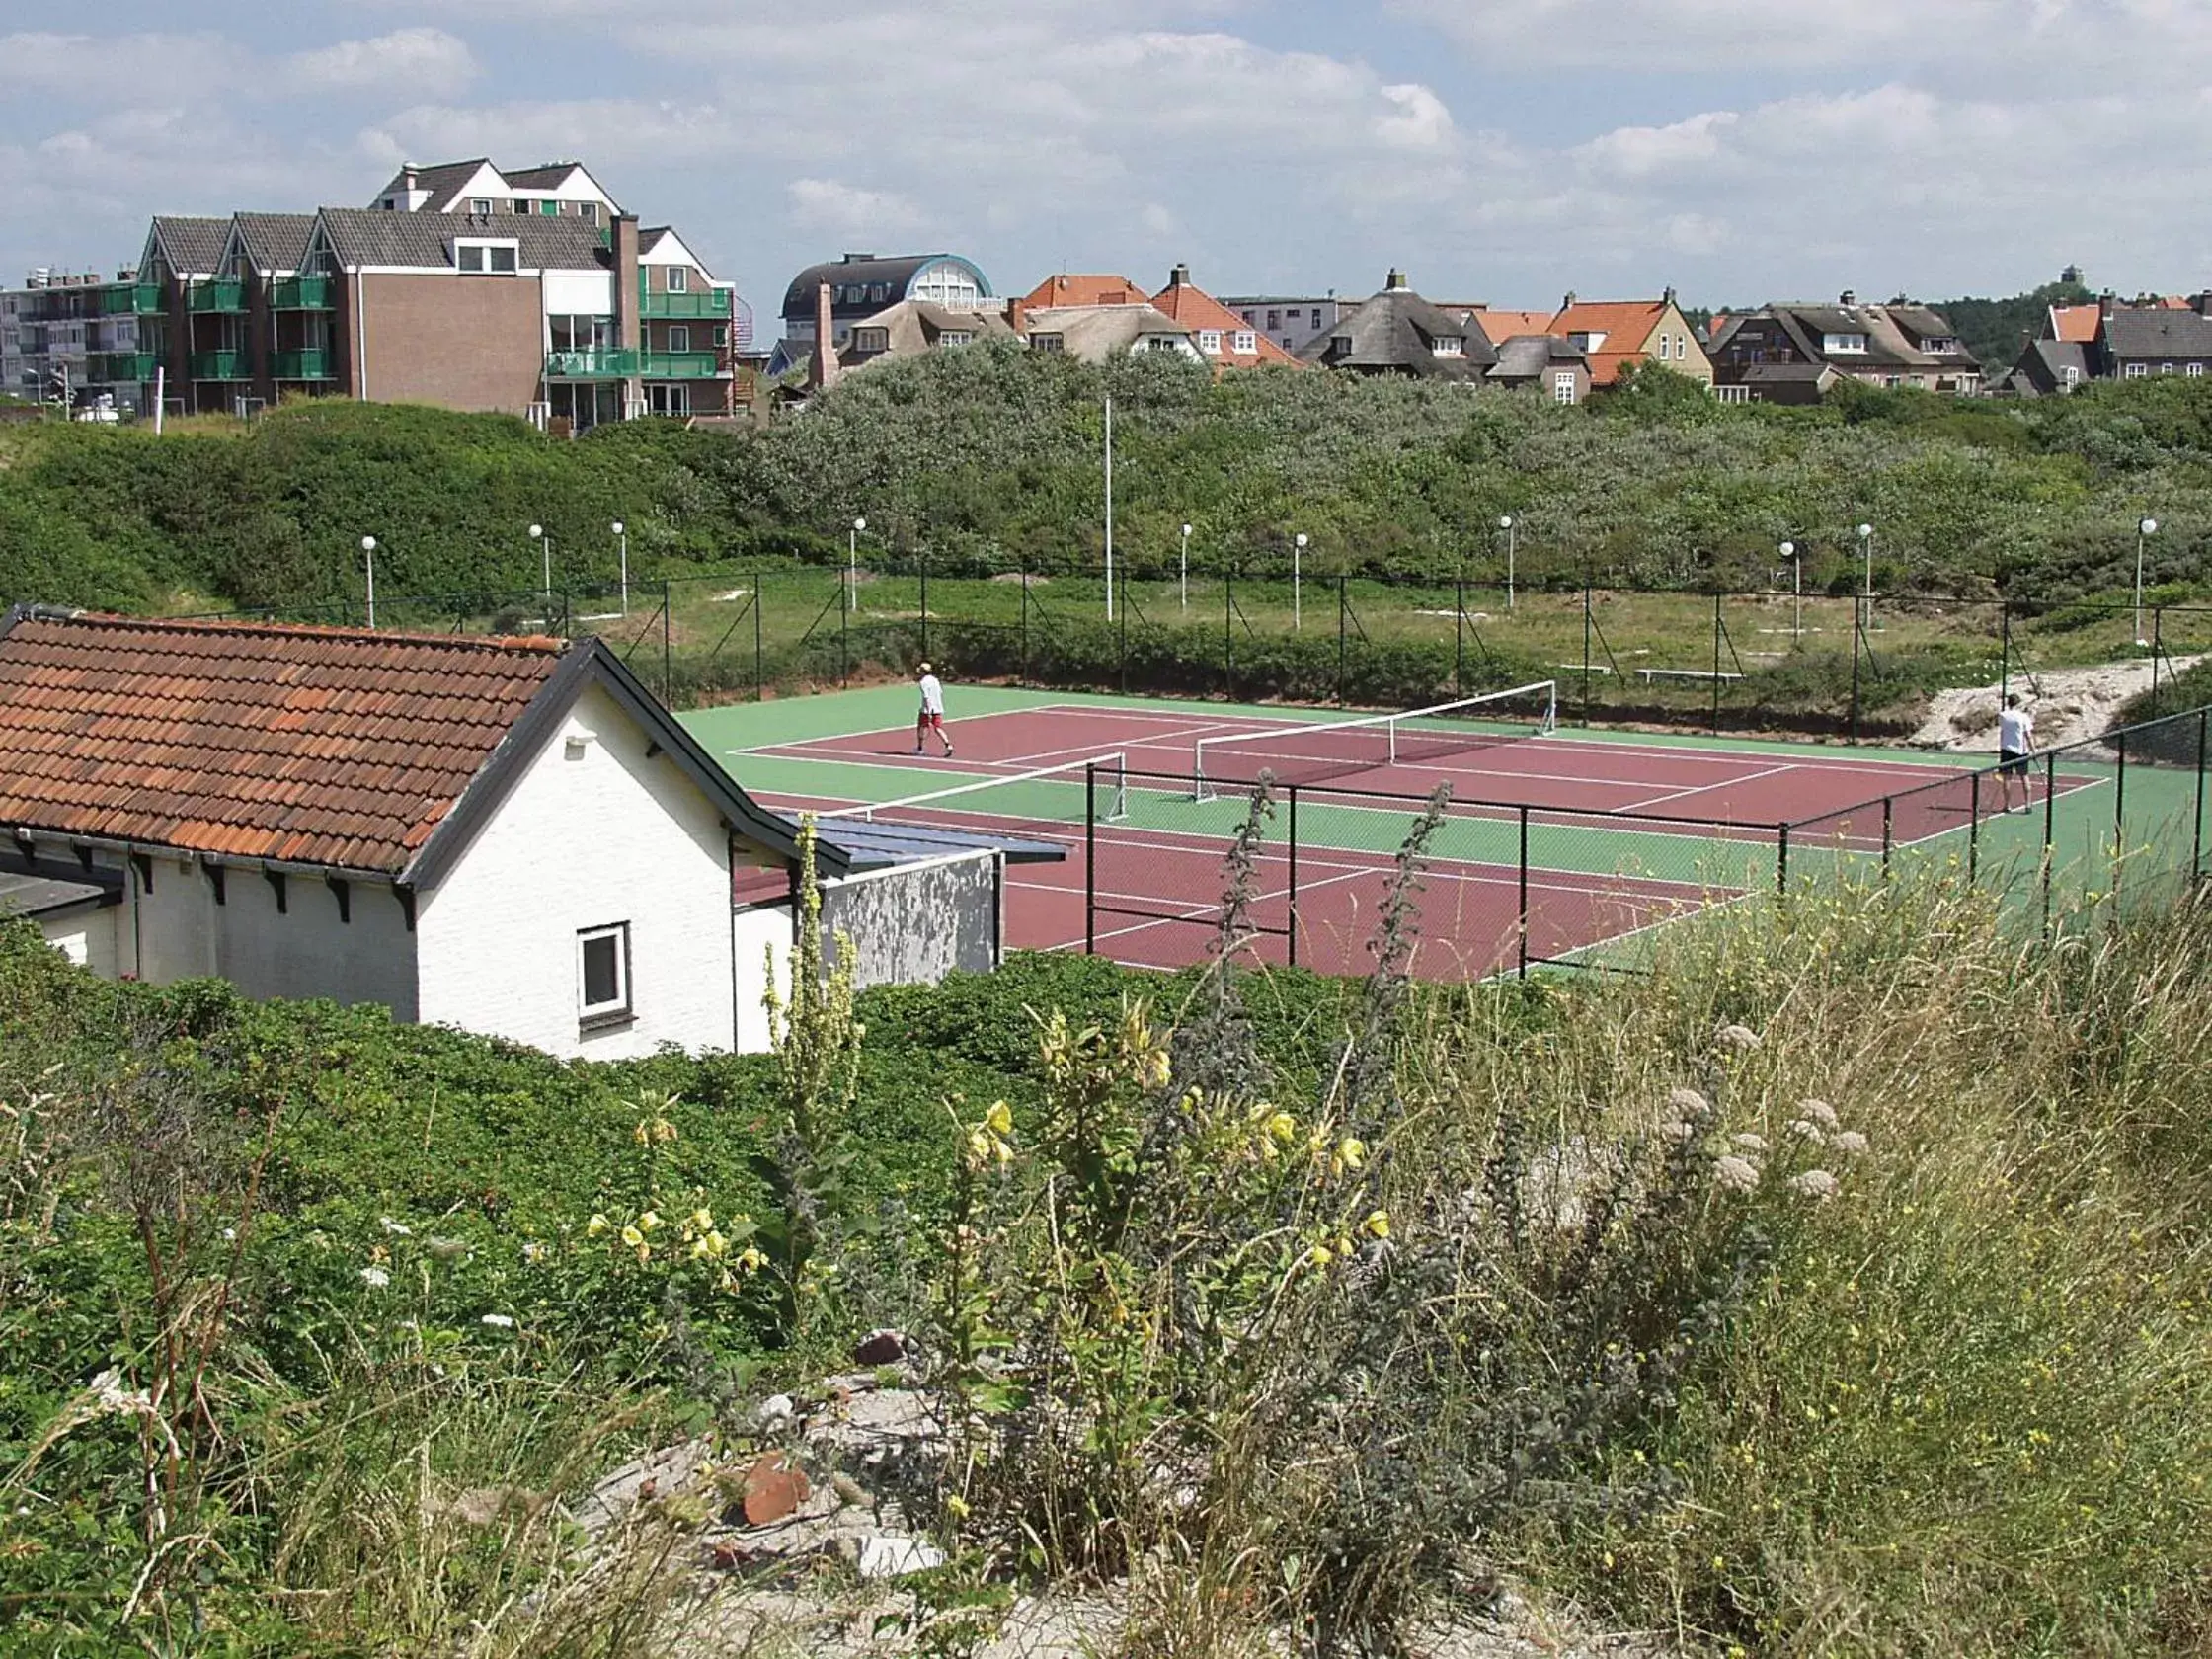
6 1 2210 322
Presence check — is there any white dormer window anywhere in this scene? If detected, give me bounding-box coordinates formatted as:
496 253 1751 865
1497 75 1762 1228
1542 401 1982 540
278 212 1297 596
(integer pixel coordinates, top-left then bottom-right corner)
455 239 519 276
1199 329 1224 355
578 202 598 225
1432 335 1463 357
1823 332 1868 354
470 198 493 216
1233 330 1257 355
1032 333 1065 354
2063 366 2081 388
939 330 973 347
2125 361 2149 378
667 268 688 293
853 327 888 353
2190 363 2205 378
1554 370 1578 404
1568 331 1607 352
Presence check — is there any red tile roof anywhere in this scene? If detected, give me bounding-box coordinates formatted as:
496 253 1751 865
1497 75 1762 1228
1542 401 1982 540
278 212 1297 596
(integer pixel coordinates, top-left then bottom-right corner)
1149 279 1302 368
2051 304 2099 343
0 613 569 874
1548 299 1675 386
1013 274 1149 327
1462 309 1555 347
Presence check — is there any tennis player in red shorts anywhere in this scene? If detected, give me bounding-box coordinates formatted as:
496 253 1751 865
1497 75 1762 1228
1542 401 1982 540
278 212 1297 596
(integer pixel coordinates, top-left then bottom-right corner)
914 662 954 757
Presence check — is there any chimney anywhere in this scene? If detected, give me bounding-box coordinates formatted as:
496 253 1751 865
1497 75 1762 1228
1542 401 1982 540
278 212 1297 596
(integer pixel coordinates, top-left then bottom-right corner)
402 165 419 192
2099 289 2115 318
1839 288 1856 306
1561 290 1576 309
612 214 642 355
1663 284 1676 306
1386 268 1408 291
810 280 841 393
1169 262 1191 288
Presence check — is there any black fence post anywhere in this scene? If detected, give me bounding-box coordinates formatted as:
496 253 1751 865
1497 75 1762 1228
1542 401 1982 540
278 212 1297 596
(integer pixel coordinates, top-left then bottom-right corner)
2195 709 2208 877
1084 763 1097 956
1337 576 1349 706
1118 564 1129 696
1968 769 1981 884
2152 605 2166 714
1999 600 2012 708
1287 784 1300 969
2113 726 2128 904
1517 805 1530 980
839 571 850 689
1582 573 1595 725
1454 578 1465 698
1018 555 1030 686
1710 592 1723 734
1849 595 1864 744
919 552 930 664
1881 795 1894 876
2042 751 2058 940
1224 566 1234 703
753 572 764 701
662 580 672 703
1778 823 1790 895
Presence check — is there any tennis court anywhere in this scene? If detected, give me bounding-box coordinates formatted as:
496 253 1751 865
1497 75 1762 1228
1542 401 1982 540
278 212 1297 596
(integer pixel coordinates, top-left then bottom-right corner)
680 680 2191 982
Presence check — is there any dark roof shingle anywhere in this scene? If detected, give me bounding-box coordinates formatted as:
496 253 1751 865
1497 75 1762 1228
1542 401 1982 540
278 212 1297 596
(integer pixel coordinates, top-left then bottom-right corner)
151 216 235 278
316 208 609 272
0 613 568 874
232 212 317 275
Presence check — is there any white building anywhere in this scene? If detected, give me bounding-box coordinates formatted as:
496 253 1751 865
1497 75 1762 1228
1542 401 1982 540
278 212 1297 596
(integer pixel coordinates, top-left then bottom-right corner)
0 609 1054 1058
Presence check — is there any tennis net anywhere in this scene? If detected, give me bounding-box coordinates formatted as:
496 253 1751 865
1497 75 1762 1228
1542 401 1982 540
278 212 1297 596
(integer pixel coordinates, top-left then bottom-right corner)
822 751 1128 838
1192 682 1557 800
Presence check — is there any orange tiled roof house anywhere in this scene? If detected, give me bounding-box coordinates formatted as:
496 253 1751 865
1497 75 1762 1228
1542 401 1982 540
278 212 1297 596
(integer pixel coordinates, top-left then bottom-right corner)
0 609 1048 1057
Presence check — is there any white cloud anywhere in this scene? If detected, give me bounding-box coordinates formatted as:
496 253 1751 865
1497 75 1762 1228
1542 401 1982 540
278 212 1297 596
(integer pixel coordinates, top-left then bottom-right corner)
285 29 478 98
1376 84 1454 150
0 32 238 91
786 178 927 238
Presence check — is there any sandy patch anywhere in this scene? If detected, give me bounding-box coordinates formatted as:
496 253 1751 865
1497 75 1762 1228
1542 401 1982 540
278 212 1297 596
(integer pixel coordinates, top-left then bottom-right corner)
1909 656 2203 751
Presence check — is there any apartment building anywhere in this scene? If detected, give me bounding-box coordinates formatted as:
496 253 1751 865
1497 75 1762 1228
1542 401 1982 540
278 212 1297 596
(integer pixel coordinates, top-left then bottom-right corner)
1218 293 1352 356
1 267 155 414
12 160 746 427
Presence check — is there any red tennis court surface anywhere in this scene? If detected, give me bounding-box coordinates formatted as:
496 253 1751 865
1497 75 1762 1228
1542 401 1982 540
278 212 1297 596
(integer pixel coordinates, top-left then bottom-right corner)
750 701 2093 980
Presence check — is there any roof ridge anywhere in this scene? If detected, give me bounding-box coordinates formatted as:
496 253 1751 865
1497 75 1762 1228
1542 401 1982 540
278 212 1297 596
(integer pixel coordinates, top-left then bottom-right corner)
55 611 572 654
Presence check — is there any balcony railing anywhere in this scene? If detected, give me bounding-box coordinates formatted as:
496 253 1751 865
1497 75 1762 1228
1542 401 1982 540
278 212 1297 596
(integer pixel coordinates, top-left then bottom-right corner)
100 282 164 316
544 348 640 379
90 352 160 383
640 351 725 379
638 289 726 320
187 280 246 314
187 351 246 380
272 348 333 380
270 276 334 310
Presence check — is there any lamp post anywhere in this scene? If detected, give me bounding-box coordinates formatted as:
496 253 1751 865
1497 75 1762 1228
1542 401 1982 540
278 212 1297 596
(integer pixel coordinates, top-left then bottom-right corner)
847 515 866 613
2136 516 2159 647
1499 514 1517 610
611 520 628 616
529 523 551 618
1180 522 1193 611
1294 532 1307 631
1779 540 1799 641
1103 395 1115 623
359 535 377 628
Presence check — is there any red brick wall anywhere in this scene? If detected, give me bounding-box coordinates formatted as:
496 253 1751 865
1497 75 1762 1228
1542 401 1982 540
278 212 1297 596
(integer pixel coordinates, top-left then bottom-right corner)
358 274 545 412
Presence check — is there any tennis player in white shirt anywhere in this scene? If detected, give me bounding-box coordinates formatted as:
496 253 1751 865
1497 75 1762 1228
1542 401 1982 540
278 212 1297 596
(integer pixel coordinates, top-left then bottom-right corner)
913 662 955 758
1997 692 2035 813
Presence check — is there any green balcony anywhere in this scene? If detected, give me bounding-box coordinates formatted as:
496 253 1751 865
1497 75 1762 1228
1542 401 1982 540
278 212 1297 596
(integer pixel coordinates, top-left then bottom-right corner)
188 351 246 380
100 282 164 316
544 347 640 379
187 280 245 314
638 289 726 320
91 352 160 382
272 348 332 380
270 276 333 310
640 351 724 379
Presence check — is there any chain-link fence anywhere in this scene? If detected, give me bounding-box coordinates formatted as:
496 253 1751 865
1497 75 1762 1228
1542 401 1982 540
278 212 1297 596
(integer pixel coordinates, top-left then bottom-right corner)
1082 703 2212 983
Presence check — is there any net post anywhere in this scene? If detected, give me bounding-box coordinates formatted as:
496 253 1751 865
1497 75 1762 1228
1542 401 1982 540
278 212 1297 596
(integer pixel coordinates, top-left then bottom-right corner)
1084 762 1097 956
1968 768 1981 883
1881 795 1893 875
1287 783 1300 969
1517 805 1530 980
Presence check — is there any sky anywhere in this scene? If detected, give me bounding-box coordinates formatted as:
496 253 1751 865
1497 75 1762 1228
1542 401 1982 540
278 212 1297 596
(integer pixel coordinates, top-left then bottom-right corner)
6 0 2211 322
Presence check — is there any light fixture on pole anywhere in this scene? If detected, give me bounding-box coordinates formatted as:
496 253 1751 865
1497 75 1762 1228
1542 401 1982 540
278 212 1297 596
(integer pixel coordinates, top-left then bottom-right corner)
1103 395 1115 623
1499 514 1517 610
1294 532 1308 631
1778 540 1799 641
611 520 628 616
847 516 866 613
529 523 551 618
359 535 377 628
2136 516 2159 646
1180 522 1193 611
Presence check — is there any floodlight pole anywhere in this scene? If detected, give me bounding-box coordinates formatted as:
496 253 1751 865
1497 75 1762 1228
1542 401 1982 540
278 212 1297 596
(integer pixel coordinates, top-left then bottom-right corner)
612 520 628 616
2136 516 2158 646
360 535 377 628
1103 396 1115 623
1294 533 1307 631
848 515 866 613
1779 539 1799 641
1856 522 1874 630
1500 514 1517 610
1180 522 1193 611
530 523 551 616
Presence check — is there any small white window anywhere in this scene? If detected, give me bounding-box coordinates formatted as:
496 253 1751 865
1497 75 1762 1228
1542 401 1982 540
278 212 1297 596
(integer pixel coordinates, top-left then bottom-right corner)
2160 361 2176 375
455 239 518 276
578 923 632 1026
1233 330 1257 355
939 330 972 347
470 198 493 215
1553 370 1578 404
2125 362 2149 378
667 267 688 294
669 325 690 353
1432 335 1463 357
1032 333 1065 354
1198 329 1224 355
578 202 598 225
2190 363 2205 378
2063 366 2081 388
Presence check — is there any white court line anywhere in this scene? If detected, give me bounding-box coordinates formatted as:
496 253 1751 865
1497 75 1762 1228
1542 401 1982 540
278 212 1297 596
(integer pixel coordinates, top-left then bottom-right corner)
1618 762 1801 813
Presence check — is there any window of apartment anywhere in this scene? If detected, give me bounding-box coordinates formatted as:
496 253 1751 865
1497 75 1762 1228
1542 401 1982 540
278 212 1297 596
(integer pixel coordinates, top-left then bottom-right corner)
1233 330 1257 355
578 922 632 1028
1713 384 1751 404
666 267 688 293
470 198 493 215
1267 310 1281 330
1553 371 1578 404
540 199 560 216
1198 329 1224 355
455 239 520 275
1312 308 1324 327
714 324 730 348
1032 333 1066 354
870 283 890 303
2190 363 2206 378
1240 310 1255 325
1432 335 1463 356
2125 361 2149 378
939 330 973 347
669 326 691 353
1823 332 1868 354
852 327 888 353
2161 361 2176 375
578 202 598 225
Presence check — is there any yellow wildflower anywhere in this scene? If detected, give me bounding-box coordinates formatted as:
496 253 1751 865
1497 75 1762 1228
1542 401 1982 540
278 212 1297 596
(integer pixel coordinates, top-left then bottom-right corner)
691 1207 715 1232
1334 1137 1367 1175
621 1224 645 1248
638 1211 661 1233
1363 1210 1390 1240
1267 1111 1299 1146
985 1100 1013 1137
586 1213 610 1238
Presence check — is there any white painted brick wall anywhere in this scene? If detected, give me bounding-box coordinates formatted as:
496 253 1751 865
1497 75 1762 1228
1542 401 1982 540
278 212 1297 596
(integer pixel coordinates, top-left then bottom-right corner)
414 683 741 1059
